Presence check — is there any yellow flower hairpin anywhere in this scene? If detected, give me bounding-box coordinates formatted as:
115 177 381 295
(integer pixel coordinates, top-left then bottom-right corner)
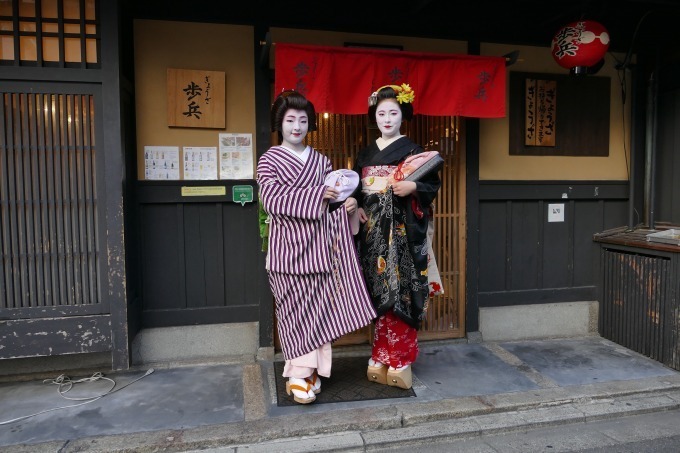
395 83 415 104
368 83 416 106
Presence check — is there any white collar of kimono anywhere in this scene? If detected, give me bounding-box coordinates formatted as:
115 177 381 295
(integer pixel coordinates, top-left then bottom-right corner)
281 145 311 162
376 135 404 151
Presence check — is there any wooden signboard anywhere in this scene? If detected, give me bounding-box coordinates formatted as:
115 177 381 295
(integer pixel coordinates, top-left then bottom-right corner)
167 68 225 129
510 72 610 156
525 78 556 147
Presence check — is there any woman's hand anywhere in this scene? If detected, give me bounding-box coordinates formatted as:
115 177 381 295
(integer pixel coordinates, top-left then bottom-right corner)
323 186 340 200
357 207 368 223
344 197 357 215
392 181 417 197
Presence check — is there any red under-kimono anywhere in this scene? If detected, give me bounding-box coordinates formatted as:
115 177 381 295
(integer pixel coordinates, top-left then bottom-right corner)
257 145 376 361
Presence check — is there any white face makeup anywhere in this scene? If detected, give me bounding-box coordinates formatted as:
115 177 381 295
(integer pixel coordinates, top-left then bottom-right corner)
375 99 403 140
280 108 309 151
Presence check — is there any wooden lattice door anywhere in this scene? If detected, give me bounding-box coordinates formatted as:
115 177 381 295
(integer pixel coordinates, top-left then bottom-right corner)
0 84 111 359
307 113 466 344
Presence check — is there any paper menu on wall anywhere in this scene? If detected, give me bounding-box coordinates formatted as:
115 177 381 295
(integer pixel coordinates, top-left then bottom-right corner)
183 146 217 180
144 146 180 180
219 133 254 180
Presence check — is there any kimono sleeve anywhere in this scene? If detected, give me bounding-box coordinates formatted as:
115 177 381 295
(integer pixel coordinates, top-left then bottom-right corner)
257 154 327 220
413 149 441 209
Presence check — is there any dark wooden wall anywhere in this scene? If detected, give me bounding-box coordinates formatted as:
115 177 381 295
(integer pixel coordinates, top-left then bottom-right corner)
478 181 628 307
657 62 680 225
136 181 261 327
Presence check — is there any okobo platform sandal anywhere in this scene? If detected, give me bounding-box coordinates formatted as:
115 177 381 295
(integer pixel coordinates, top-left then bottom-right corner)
386 365 412 390
367 360 388 385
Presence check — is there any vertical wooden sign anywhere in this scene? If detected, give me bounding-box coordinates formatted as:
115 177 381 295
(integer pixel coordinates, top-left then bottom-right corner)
525 78 556 146
167 68 225 129
525 79 537 145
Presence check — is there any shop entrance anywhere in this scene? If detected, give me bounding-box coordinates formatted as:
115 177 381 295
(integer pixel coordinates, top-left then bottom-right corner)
274 113 466 350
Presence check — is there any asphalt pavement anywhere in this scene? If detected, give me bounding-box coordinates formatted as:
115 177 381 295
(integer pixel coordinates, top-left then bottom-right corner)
1 335 679 452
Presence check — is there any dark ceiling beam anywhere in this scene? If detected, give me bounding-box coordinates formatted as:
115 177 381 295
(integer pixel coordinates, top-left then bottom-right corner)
130 0 680 55
410 0 437 14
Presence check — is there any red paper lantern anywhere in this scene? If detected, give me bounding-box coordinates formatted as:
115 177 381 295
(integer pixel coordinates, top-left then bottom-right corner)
551 20 610 71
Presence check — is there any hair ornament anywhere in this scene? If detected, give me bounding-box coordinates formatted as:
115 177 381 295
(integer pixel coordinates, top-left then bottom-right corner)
367 83 415 106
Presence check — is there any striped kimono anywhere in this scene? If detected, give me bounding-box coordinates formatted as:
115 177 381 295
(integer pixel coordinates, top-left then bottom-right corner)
257 145 376 361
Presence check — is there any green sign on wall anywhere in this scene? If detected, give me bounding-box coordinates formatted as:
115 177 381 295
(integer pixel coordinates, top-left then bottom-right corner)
232 185 254 206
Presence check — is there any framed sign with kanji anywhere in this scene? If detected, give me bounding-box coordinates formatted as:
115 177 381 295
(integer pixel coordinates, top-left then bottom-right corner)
525 78 556 147
167 68 225 129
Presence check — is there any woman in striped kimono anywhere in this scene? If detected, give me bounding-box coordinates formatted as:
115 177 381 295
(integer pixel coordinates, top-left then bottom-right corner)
257 90 376 404
352 84 441 390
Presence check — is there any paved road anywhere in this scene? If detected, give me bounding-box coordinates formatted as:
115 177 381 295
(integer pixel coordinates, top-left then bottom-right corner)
185 408 680 452
377 409 680 453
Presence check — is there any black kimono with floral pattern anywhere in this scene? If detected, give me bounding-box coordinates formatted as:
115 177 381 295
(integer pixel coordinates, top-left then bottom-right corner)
352 136 441 329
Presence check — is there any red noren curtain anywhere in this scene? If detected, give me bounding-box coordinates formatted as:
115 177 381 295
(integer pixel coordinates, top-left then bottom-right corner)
274 43 506 118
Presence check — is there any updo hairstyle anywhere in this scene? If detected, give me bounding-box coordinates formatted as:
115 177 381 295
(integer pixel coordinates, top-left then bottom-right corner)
367 86 414 124
270 90 317 134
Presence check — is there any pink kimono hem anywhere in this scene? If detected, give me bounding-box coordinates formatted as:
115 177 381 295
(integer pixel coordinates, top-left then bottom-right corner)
283 342 332 378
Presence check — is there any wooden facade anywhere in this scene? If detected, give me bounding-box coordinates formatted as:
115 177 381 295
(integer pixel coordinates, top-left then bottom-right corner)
657 63 680 225
0 0 133 369
135 181 262 327
478 181 628 307
1 1 678 371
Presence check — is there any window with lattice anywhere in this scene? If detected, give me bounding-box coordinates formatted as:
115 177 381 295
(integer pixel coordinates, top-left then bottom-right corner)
0 0 99 67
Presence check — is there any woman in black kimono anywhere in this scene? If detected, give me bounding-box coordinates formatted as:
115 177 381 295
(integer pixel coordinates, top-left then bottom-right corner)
352 84 441 389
